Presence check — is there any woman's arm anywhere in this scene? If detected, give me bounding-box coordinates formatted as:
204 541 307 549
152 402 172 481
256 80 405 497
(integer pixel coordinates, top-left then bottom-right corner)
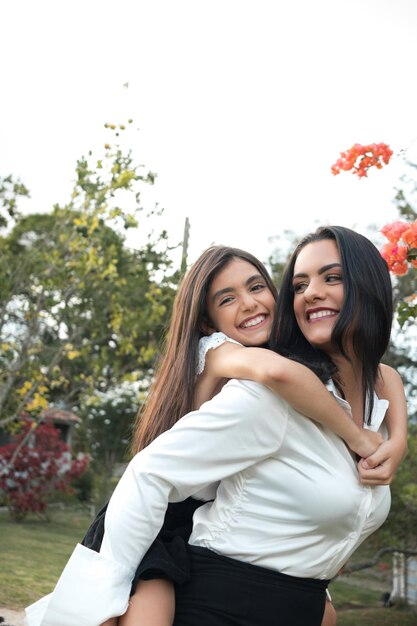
359 364 408 485
29 380 287 626
204 342 383 458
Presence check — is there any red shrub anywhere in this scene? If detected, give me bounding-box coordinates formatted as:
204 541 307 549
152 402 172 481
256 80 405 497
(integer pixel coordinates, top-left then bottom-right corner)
0 418 89 521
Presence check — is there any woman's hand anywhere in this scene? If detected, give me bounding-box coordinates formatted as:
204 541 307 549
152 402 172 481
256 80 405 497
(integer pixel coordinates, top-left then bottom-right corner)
347 428 383 459
358 436 407 485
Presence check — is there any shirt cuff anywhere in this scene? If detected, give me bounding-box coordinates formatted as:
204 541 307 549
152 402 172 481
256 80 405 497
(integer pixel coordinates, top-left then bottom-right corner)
25 543 135 626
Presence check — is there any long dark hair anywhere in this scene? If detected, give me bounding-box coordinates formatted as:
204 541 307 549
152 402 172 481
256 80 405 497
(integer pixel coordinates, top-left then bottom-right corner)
271 226 393 423
131 245 277 453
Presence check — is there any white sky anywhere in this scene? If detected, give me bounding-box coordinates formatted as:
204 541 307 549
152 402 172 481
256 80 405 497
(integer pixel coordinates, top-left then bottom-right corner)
1 0 417 268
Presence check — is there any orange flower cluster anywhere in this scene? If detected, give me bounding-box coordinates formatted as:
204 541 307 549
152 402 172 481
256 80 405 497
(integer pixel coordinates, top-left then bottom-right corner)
331 143 393 178
380 220 417 275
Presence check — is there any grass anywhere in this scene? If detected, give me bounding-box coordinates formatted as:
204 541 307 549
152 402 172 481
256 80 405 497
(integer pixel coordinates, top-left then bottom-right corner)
331 579 417 625
331 578 383 608
335 607 417 626
2 508 417 625
0 507 92 608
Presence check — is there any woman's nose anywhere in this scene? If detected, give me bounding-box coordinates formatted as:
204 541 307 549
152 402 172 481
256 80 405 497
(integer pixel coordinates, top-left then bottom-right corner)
240 293 257 310
303 280 325 302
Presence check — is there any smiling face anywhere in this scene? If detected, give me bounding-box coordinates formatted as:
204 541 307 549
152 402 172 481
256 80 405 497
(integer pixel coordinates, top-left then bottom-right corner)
292 239 344 355
206 258 275 346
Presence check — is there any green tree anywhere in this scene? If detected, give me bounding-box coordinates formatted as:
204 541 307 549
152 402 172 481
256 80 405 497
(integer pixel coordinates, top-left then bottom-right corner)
75 385 144 502
376 161 417 549
382 160 417 412
0 174 29 230
267 229 301 288
376 425 417 549
0 124 177 450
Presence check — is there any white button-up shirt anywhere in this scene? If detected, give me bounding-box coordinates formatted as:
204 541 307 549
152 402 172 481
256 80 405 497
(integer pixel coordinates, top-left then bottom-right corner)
26 379 390 626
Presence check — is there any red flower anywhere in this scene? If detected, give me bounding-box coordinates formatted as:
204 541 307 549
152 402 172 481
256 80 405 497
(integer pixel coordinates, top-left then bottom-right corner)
401 221 417 249
380 218 417 277
380 242 408 275
380 221 409 244
331 143 393 178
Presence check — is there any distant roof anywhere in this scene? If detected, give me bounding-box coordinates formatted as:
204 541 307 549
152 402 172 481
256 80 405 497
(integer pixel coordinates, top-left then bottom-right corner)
42 407 81 424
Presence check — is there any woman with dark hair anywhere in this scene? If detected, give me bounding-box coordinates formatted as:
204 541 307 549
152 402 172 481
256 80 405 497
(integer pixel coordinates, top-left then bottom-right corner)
26 234 407 626
272 225 405 476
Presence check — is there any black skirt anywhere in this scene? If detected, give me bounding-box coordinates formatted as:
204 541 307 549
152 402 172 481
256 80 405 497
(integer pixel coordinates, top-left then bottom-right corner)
81 497 204 591
174 546 328 626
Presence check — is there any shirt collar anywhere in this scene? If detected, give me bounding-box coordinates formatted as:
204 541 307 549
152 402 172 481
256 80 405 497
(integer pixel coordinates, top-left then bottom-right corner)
325 379 389 432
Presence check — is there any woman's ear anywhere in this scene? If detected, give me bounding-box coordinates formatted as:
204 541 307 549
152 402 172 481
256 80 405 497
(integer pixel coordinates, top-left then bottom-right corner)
201 317 217 335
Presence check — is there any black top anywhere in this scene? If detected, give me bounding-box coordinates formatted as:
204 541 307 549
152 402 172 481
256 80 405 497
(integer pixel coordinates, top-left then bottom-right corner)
81 497 204 592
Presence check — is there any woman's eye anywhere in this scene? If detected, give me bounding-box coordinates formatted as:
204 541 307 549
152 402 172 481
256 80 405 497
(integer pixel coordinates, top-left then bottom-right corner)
326 274 342 283
293 282 307 293
250 283 265 292
219 296 234 306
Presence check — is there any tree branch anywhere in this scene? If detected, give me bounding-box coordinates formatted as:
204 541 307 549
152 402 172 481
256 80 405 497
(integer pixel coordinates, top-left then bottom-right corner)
339 547 417 575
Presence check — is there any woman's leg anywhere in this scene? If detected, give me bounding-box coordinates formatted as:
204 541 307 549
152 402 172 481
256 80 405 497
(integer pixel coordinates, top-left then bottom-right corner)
321 599 337 626
119 579 175 626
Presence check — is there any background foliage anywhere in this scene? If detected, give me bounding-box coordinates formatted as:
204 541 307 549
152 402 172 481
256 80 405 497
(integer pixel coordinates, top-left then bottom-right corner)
0 129 416 562
0 123 179 506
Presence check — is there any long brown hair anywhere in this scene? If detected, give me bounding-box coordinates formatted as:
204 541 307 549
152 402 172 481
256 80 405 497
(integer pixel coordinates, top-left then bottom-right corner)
131 245 277 454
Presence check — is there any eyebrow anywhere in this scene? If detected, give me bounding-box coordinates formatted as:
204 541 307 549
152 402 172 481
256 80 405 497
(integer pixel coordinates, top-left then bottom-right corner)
211 274 265 303
293 262 342 280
